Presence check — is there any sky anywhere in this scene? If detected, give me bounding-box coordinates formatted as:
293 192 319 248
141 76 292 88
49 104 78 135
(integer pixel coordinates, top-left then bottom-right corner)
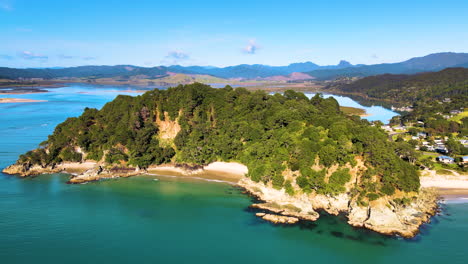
0 0 467 68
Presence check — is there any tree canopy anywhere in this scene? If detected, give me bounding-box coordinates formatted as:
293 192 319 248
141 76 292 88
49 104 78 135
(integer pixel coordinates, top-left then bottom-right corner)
18 83 421 196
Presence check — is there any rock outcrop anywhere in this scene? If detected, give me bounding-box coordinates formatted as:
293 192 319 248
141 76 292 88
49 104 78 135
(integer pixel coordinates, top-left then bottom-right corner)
256 213 299 224
156 110 181 140
2 161 248 184
67 166 141 183
2 162 97 177
3 161 438 238
2 162 142 184
239 178 438 238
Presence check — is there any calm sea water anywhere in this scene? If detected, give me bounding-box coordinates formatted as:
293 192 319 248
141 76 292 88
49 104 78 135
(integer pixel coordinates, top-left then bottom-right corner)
0 85 466 264
304 92 399 123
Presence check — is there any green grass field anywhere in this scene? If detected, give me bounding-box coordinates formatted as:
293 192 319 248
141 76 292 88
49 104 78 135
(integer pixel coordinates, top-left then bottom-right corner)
449 108 468 123
340 106 367 116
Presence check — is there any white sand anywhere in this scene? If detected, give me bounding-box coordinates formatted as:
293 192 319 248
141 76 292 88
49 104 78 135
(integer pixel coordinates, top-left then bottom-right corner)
420 170 468 199
203 162 248 176
147 162 248 183
0 98 47 103
55 161 98 174
420 170 468 189
147 165 187 175
420 175 468 189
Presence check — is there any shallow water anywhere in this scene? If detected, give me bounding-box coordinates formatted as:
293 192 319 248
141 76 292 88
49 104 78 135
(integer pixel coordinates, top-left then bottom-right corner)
304 92 399 123
0 85 466 264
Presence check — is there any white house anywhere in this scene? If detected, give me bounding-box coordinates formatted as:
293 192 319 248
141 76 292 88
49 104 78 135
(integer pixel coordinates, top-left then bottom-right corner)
437 156 454 164
417 132 428 138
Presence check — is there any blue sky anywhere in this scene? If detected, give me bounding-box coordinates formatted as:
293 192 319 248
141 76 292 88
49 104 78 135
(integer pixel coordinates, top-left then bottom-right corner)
1 0 467 68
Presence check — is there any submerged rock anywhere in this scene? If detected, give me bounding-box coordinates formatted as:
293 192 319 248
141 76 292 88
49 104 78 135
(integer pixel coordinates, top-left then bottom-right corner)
239 178 438 238
3 160 438 238
256 213 299 224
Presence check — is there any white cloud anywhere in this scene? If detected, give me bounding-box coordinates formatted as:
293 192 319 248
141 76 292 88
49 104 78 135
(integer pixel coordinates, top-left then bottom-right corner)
166 51 189 60
58 54 75 59
243 40 260 54
161 51 190 65
56 54 97 61
19 51 48 60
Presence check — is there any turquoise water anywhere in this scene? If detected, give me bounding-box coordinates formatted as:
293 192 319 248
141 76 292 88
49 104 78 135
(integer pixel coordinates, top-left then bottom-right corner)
0 85 466 264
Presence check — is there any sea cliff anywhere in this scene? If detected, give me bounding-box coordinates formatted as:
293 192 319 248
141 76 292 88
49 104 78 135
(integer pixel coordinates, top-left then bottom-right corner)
2 161 438 238
239 178 438 238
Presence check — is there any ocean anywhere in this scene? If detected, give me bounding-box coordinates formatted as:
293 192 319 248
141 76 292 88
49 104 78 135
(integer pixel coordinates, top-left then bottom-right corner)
0 85 466 264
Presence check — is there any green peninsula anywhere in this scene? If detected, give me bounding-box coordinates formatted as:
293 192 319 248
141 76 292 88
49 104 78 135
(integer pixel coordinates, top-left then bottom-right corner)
3 83 437 237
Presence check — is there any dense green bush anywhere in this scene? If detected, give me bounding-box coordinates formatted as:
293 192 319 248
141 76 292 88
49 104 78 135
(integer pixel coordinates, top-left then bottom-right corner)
17 83 420 195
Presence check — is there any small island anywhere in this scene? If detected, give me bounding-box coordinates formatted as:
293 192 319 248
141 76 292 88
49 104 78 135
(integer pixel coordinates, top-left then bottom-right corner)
3 83 438 238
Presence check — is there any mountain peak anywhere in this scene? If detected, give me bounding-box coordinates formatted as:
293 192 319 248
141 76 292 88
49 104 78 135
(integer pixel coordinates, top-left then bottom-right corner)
402 52 468 69
338 60 352 67
288 61 318 67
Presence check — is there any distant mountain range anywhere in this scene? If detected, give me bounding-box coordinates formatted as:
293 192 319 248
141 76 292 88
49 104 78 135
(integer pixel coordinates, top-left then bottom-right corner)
1 52 467 81
306 52 468 80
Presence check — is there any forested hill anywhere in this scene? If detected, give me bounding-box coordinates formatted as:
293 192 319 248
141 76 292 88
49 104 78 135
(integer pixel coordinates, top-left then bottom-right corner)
1 52 467 80
0 62 328 80
325 67 468 106
16 83 420 202
0 62 353 80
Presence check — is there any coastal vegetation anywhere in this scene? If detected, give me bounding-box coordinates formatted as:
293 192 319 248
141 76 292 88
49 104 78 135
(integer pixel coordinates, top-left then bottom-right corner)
339 106 366 116
15 83 420 200
326 67 468 172
325 67 468 106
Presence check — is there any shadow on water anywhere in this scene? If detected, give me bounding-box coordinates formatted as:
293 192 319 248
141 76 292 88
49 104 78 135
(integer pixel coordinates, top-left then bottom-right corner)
242 202 439 248
137 208 159 219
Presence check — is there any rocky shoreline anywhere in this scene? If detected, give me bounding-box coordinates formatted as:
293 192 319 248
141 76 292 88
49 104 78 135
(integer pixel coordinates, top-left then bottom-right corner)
238 178 439 238
3 161 439 238
1 162 142 183
2 161 248 184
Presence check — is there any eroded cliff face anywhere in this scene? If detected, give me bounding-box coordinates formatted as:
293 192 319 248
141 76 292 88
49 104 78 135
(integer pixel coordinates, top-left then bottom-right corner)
238 178 438 238
2 158 438 238
156 110 181 141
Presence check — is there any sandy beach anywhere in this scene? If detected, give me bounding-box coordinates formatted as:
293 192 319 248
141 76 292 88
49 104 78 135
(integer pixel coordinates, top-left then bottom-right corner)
0 98 47 103
0 92 48 95
420 170 468 199
57 161 98 173
146 162 248 184
77 89 149 95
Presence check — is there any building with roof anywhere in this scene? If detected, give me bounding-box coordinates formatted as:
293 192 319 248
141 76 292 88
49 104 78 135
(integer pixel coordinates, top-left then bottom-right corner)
437 156 455 164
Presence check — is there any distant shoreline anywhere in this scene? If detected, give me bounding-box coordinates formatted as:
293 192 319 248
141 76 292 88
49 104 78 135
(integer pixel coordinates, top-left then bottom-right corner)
339 106 369 117
0 98 47 103
0 79 325 93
